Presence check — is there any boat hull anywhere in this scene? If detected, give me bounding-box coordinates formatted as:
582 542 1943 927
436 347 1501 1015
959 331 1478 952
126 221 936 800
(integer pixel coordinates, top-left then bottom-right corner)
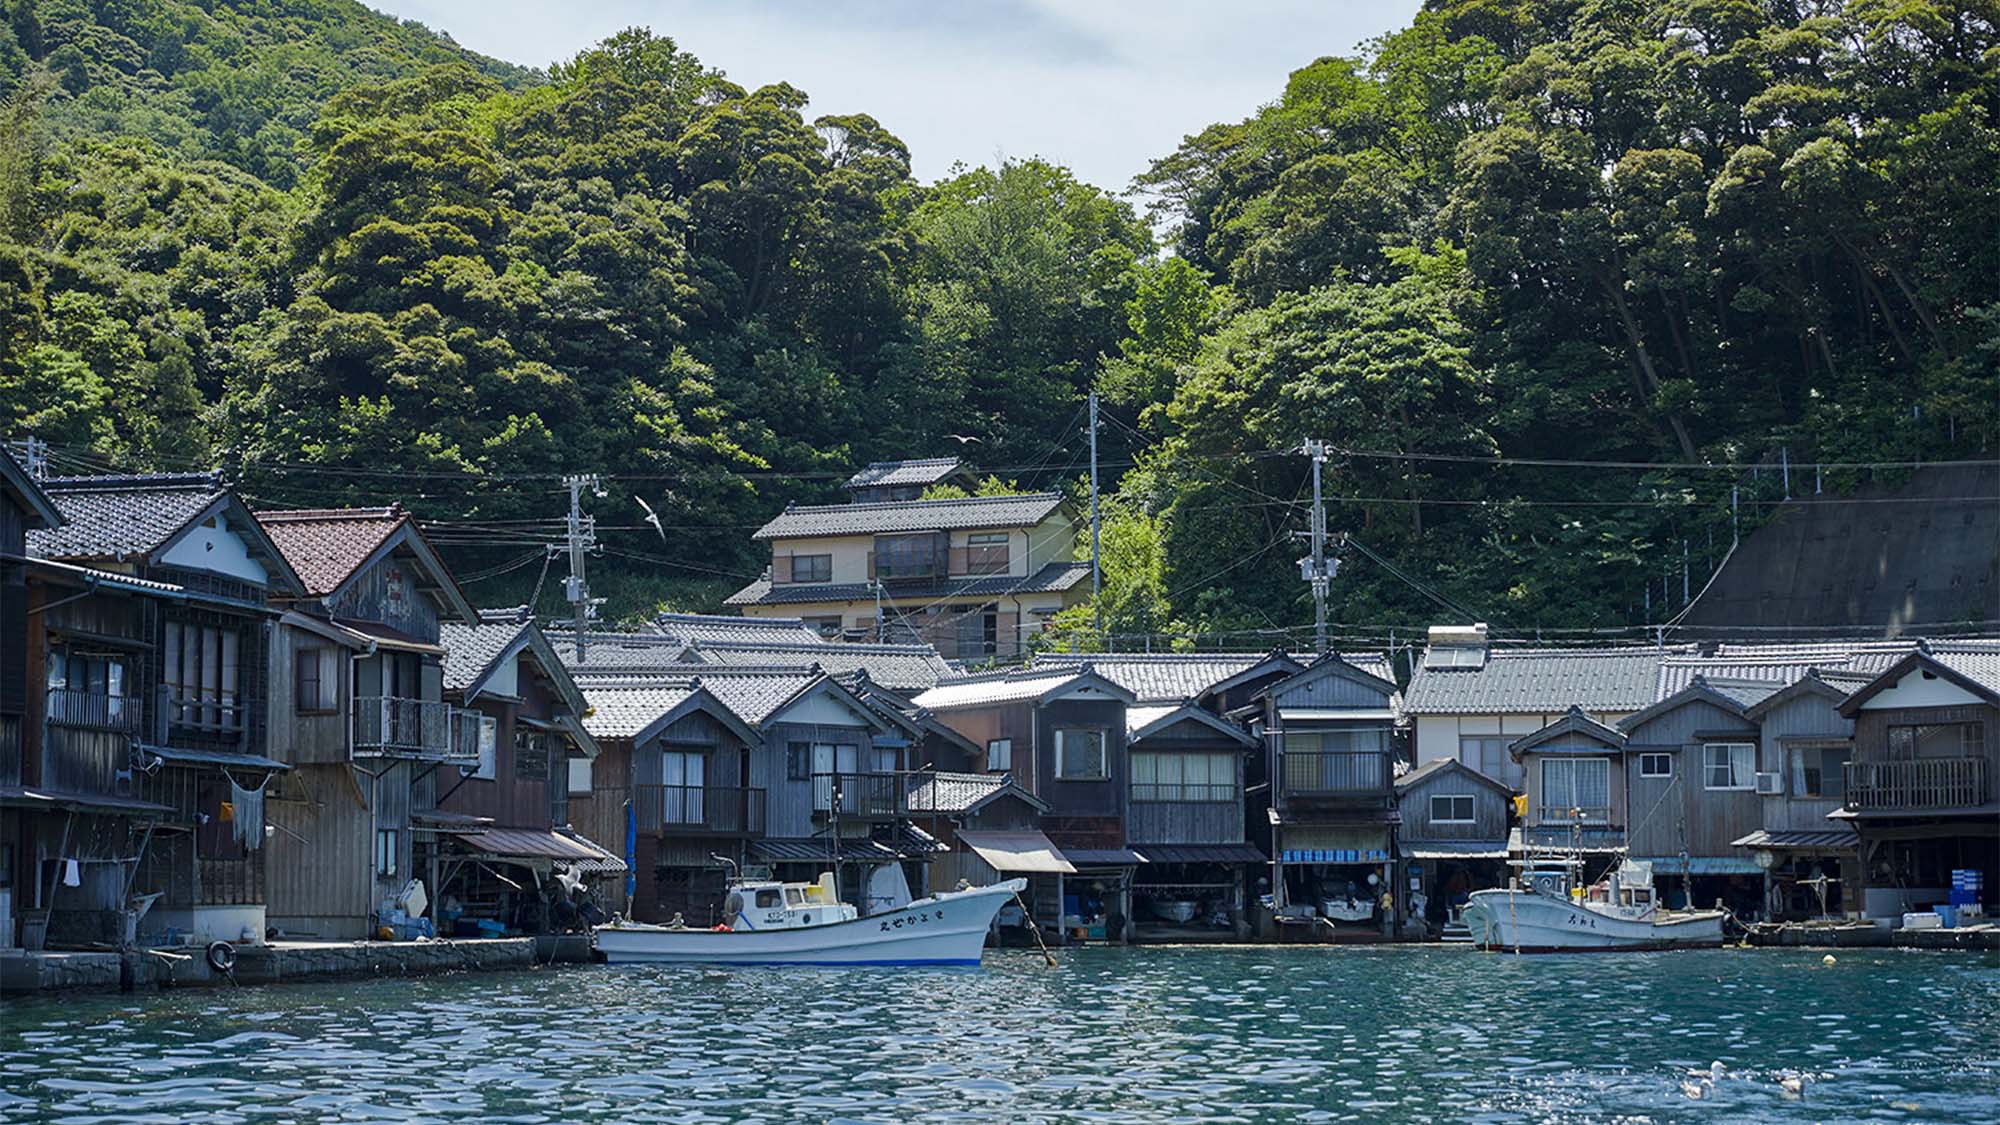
1464 889 1725 952
595 879 1027 966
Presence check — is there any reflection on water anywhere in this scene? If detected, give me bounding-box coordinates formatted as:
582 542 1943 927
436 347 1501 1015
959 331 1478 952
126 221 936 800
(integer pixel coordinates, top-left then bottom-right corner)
3 946 1998 1123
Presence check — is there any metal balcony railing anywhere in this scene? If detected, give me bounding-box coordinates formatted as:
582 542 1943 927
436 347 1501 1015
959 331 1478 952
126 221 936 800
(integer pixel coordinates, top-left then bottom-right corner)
1844 757 1988 811
812 771 906 818
353 696 472 761
162 685 244 735
46 687 146 734
1280 751 1391 797
635 784 766 835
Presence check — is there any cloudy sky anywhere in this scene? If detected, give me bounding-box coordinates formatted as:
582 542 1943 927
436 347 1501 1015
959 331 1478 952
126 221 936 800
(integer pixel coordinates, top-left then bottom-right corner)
375 1 1422 192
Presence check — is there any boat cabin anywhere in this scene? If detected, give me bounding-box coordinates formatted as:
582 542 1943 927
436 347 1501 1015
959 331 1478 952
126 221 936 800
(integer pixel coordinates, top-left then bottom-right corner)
722 874 855 931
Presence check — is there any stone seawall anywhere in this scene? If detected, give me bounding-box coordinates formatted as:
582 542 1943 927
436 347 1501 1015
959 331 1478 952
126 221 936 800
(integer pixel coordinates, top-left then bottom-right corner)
0 936 595 995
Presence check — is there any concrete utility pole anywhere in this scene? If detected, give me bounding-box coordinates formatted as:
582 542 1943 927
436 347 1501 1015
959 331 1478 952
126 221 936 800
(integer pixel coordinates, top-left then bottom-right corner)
1088 391 1102 641
1296 440 1333 655
19 435 47 481
563 474 602 662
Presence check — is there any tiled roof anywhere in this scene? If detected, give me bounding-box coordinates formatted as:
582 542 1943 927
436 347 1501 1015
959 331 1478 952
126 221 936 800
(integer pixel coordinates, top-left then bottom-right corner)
1031 652 1307 702
28 473 228 561
1403 646 1689 715
1924 639 2000 694
550 631 689 672
912 666 1133 712
844 458 963 490
1657 641 1920 698
255 507 406 597
440 620 530 692
651 612 824 646
751 492 1065 540
684 639 952 693
905 770 1030 814
1699 677 1790 709
725 560 1091 606
687 669 833 726
576 677 702 738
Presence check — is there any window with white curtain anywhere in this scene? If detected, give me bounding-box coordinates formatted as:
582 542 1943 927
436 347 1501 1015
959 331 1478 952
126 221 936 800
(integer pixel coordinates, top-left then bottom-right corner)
1703 743 1756 790
661 750 707 823
1131 751 1235 801
1540 757 1610 819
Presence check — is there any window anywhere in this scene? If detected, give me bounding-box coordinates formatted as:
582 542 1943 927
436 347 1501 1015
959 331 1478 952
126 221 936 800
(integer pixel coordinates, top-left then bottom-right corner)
954 604 1000 659
1458 735 1512 782
515 729 551 781
809 743 859 811
874 533 942 579
162 621 243 730
755 888 782 909
1055 729 1107 780
787 742 811 781
1791 745 1850 799
567 756 593 796
374 828 398 878
959 532 1010 575
790 554 832 584
1288 727 1389 754
1639 752 1674 778
802 615 844 639
1887 722 1985 760
296 646 337 712
1132 751 1235 801
661 750 706 824
1540 757 1610 819
1703 743 1756 790
470 716 498 780
45 650 129 727
1430 794 1475 824
986 738 1012 772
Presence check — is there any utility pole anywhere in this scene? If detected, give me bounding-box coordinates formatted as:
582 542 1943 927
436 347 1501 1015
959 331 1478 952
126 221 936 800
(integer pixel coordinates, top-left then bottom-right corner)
1295 440 1333 655
563 474 602 663
1088 391 1102 642
19 435 47 481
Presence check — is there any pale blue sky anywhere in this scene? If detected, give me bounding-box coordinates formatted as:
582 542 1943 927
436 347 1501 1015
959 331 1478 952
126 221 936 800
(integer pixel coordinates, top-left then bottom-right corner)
374 1 1423 192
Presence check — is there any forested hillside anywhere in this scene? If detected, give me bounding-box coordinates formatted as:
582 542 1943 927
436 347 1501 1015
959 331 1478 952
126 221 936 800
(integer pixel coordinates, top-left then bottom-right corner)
1 0 1995 642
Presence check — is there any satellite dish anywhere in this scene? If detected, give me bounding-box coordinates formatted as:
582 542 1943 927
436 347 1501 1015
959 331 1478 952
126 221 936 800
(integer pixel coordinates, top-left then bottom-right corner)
1754 849 1777 870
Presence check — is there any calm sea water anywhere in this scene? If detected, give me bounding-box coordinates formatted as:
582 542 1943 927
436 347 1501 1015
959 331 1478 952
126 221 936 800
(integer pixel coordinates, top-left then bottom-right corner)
2 946 1996 1123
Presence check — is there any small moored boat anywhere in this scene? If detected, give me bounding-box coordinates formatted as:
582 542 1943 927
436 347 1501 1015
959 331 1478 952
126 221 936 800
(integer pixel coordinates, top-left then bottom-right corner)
595 873 1027 966
1464 858 1724 953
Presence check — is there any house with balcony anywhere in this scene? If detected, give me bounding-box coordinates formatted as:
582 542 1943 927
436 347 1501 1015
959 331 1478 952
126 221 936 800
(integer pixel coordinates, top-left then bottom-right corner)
914 665 1143 942
253 505 480 939
417 611 621 936
1833 641 1999 921
1730 669 1872 920
21 471 304 946
1247 654 1403 940
568 659 937 924
725 492 1089 660
1 449 63 948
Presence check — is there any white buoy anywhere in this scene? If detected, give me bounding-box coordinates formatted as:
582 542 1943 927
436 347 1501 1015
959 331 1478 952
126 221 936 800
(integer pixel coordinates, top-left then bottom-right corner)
1779 1073 1806 1097
1822 953 1836 966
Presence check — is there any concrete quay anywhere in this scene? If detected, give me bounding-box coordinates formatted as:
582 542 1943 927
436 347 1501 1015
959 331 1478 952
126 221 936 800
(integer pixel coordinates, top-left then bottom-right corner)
0 934 595 995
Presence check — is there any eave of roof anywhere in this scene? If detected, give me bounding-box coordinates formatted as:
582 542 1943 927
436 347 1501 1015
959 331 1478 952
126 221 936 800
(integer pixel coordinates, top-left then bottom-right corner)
751 491 1066 541
0 448 61 528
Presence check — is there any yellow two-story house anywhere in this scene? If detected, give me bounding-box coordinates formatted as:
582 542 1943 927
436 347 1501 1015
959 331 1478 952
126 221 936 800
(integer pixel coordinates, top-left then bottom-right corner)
726 490 1088 661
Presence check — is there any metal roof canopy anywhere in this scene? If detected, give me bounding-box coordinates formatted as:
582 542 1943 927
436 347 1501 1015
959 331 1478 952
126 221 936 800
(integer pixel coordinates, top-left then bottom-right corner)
954 829 1076 874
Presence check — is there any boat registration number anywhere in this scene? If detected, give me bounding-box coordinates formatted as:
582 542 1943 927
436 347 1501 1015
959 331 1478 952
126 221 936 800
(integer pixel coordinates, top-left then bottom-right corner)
881 908 946 932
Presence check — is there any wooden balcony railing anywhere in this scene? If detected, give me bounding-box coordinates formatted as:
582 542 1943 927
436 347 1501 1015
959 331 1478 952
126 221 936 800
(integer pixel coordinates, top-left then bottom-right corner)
635 784 766 835
46 687 146 735
1844 757 1989 811
1280 751 1391 798
812 771 906 818
162 685 244 736
1130 783 1238 803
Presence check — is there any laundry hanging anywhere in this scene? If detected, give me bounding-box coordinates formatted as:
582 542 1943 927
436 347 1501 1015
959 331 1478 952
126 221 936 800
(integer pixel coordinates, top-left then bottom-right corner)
229 773 269 851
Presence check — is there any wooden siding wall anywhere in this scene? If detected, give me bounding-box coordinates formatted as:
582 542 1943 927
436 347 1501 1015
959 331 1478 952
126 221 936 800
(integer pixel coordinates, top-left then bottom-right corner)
930 703 1036 790
754 719 885 838
1852 702 2000 769
569 740 633 892
1035 698 1127 820
268 623 350 766
265 762 374 938
1271 666 1394 710
325 552 442 643
1125 724 1245 845
1759 692 1854 832
1396 770 1509 844
1624 699 1762 858
32 588 147 798
439 668 564 829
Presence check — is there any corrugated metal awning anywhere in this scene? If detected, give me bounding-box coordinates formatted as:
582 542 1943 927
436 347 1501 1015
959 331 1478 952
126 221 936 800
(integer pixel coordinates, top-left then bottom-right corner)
1731 828 1857 850
750 826 946 864
1403 841 1510 860
955 829 1076 874
447 826 625 872
1633 856 1765 876
140 745 290 772
1135 843 1266 864
1059 847 1147 867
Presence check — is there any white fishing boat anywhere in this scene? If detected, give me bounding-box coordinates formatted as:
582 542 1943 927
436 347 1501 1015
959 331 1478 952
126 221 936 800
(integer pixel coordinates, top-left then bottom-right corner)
1464 858 1725 953
595 873 1027 966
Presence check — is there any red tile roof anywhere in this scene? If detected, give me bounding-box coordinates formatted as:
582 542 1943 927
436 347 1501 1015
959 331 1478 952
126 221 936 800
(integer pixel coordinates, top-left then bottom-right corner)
255 506 407 597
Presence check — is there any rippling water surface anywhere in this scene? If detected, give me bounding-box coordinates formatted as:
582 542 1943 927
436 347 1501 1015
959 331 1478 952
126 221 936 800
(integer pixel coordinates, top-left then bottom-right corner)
3 946 1998 1123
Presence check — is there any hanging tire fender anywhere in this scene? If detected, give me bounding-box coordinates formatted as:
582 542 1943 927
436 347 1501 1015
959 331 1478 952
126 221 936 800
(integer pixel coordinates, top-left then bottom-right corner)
205 941 237 973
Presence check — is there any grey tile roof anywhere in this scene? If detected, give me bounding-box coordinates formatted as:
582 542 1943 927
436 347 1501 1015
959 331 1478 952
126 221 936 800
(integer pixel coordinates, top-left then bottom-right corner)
576 677 703 738
912 666 1134 711
440 620 529 692
1925 640 2000 694
686 669 831 725
28 473 228 561
684 639 953 693
574 667 841 731
550 631 689 672
751 492 1066 540
904 770 1020 814
725 560 1091 606
1657 641 1920 698
1402 646 1689 715
651 612 824 646
1030 652 1311 702
844 458 964 491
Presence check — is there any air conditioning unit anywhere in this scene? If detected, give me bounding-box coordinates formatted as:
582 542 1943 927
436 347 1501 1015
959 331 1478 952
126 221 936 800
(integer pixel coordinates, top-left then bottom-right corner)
1755 771 1784 796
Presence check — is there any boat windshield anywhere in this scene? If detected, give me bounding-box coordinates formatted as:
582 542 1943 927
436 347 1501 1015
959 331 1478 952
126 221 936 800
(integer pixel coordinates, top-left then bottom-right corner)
754 888 782 909
786 887 805 906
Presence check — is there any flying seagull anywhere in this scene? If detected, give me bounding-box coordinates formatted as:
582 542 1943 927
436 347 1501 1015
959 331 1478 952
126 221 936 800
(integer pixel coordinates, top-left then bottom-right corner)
946 434 982 445
636 496 665 541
